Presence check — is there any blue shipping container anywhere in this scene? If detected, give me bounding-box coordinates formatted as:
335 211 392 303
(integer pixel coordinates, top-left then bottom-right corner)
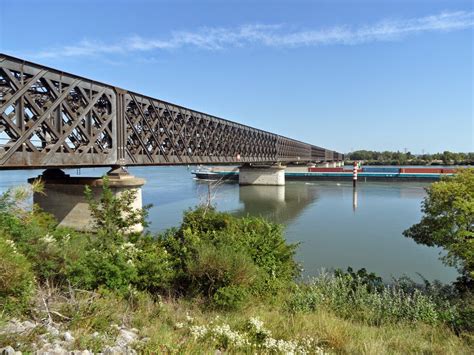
362 167 400 173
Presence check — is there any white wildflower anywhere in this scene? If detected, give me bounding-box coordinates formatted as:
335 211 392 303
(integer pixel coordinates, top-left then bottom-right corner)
249 316 272 337
156 295 164 308
212 323 249 347
41 233 55 244
120 242 138 252
120 242 139 259
185 314 194 323
263 337 301 354
190 325 208 339
5 239 17 253
249 317 264 331
175 322 184 329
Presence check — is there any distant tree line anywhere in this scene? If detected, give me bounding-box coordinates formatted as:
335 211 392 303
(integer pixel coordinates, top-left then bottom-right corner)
346 150 474 166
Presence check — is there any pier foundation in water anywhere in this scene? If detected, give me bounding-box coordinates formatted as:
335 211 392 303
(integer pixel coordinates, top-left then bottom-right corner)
238 164 286 186
28 167 145 232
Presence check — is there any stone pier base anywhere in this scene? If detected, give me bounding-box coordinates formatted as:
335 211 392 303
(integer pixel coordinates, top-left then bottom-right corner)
28 168 145 232
238 165 285 186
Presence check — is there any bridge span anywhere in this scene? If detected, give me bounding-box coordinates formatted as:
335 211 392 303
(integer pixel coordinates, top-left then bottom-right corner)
0 53 342 170
0 53 343 231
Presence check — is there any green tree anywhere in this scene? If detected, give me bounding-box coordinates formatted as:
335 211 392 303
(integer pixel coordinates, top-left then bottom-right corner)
442 151 456 165
85 176 150 242
404 169 474 288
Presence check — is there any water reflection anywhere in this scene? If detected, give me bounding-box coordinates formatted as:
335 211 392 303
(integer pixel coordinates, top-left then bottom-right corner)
235 184 319 225
352 187 358 212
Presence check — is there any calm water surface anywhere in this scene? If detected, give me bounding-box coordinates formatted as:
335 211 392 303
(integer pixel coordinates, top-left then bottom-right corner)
0 166 458 283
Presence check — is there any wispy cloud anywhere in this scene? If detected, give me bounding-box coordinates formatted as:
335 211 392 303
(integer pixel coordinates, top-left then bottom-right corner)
32 11 473 59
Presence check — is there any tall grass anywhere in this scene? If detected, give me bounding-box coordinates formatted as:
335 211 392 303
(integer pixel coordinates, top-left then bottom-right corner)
2 289 470 354
286 271 456 327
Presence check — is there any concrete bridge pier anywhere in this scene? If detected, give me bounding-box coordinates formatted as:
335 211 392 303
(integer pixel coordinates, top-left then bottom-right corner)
28 167 145 232
238 164 286 186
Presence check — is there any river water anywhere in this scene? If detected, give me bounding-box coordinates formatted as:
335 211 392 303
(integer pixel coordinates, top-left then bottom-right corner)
0 166 458 283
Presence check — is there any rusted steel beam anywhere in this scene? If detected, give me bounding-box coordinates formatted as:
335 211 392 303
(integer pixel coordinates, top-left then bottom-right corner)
0 53 342 169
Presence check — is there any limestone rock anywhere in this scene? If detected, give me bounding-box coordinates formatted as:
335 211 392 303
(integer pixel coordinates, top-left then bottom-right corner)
0 346 15 355
63 331 74 343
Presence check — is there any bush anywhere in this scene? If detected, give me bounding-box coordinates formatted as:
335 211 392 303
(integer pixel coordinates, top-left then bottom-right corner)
65 180 172 294
0 185 78 285
0 180 173 296
158 207 299 308
66 243 139 292
213 285 248 310
334 267 384 293
85 176 150 241
187 243 258 299
133 236 175 294
65 221 172 295
451 294 474 334
0 235 35 314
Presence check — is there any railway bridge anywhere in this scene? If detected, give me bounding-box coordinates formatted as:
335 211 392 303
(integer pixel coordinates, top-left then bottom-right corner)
0 54 343 230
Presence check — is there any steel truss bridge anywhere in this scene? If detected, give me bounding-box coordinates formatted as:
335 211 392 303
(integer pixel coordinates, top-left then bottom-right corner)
0 54 343 169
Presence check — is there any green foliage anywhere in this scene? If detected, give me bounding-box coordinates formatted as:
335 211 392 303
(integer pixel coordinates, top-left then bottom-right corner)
67 178 173 294
450 294 474 335
133 236 175 294
66 243 139 292
0 235 35 315
404 169 474 285
334 267 384 293
0 178 171 296
186 243 259 298
286 270 452 326
0 185 77 285
85 176 150 241
158 207 299 308
213 286 249 310
1 177 473 348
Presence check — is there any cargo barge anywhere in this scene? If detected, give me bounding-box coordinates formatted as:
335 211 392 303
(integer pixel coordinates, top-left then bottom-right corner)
192 166 457 182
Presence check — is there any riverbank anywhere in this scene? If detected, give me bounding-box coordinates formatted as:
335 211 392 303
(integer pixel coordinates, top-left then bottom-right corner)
2 287 471 354
1 181 472 353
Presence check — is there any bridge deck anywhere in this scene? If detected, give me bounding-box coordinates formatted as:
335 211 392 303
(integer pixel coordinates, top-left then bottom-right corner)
0 54 342 169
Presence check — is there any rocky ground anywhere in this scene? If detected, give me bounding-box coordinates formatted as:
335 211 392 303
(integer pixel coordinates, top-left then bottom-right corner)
0 319 146 354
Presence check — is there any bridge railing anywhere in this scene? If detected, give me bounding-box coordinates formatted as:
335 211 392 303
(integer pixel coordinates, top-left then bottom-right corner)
0 54 342 169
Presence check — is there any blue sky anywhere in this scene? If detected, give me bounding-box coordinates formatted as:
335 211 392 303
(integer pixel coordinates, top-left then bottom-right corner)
1 0 472 153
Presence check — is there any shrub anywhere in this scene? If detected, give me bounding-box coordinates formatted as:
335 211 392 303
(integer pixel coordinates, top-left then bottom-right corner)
158 207 299 307
452 294 474 334
0 179 171 295
0 235 35 314
187 243 259 294
133 236 175 295
65 180 172 295
213 286 248 310
0 185 76 285
66 243 138 292
334 267 384 293
85 176 150 241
